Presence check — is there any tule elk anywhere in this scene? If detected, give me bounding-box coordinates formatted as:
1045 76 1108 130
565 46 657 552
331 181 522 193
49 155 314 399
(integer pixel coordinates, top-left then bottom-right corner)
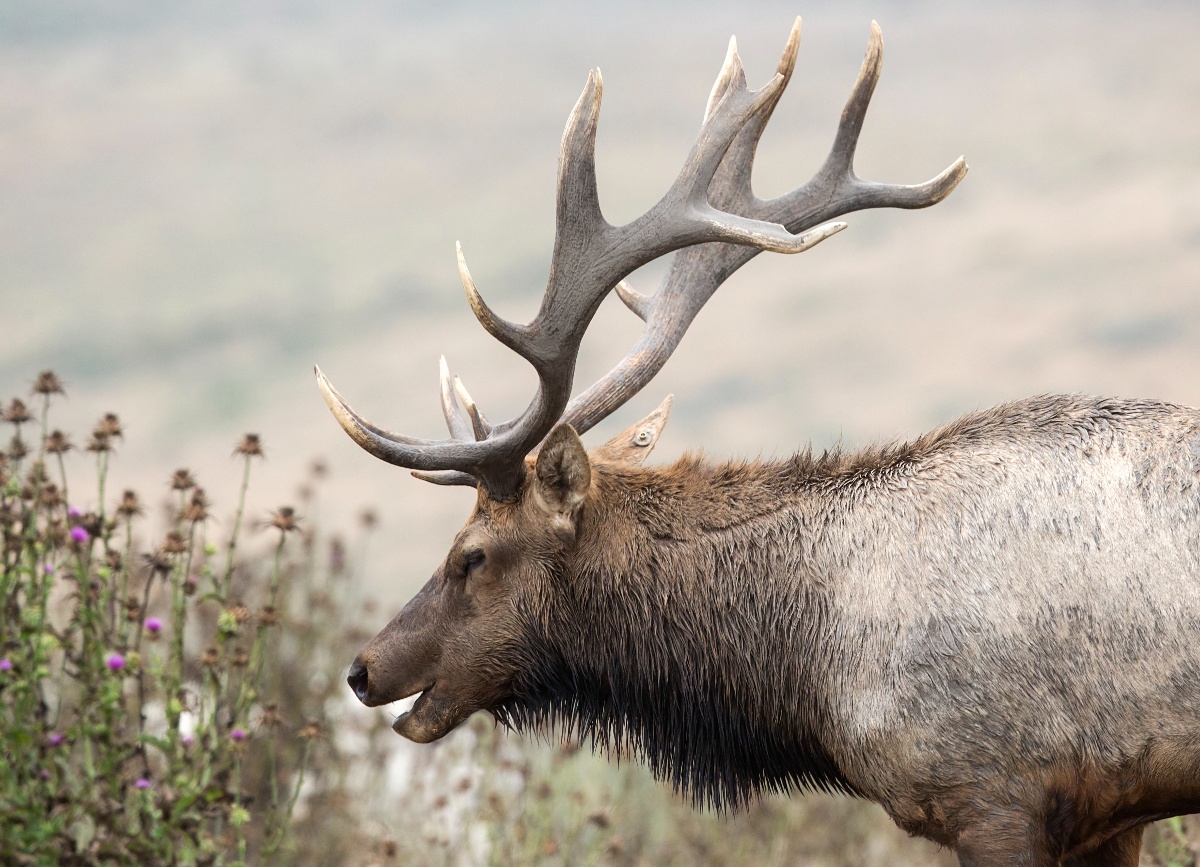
317 18 1200 867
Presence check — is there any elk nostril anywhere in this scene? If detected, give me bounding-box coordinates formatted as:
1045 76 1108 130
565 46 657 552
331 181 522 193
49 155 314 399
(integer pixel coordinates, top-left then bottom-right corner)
347 660 370 704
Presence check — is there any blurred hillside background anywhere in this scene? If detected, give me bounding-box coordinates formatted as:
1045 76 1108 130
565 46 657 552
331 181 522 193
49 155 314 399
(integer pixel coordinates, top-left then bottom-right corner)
3 0 1199 862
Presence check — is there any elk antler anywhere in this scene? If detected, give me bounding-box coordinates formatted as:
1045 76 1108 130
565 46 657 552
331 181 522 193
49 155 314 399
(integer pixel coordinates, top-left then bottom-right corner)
316 17 967 501
561 21 966 434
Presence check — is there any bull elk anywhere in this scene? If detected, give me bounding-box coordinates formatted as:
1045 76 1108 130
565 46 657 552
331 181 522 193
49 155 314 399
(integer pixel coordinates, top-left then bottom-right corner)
316 18 1200 867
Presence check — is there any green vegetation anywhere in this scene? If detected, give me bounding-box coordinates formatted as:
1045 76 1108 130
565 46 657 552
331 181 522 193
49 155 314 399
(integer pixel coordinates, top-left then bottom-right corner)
0 372 376 865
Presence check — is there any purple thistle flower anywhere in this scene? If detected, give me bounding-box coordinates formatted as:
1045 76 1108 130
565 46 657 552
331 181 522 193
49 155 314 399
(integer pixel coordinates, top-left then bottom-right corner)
43 564 53 575
67 507 80 518
70 525 88 544
135 778 151 789
144 617 163 635
47 732 64 747
230 728 247 742
40 769 51 780
181 735 195 747
105 653 125 671
0 658 11 672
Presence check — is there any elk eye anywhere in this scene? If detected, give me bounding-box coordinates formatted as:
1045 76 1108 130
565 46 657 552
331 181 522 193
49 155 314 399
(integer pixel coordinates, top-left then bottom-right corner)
463 549 486 574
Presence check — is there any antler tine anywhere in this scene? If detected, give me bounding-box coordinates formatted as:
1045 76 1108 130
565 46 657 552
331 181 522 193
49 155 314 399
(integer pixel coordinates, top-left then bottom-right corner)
822 20 882 180
452 376 492 441
560 20 967 436
439 356 474 442
779 21 968 215
707 17 801 200
703 37 748 125
615 279 653 322
456 242 533 361
317 366 464 462
551 70 607 260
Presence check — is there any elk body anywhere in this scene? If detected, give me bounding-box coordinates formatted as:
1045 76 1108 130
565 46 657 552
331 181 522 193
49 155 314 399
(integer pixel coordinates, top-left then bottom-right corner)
317 19 1200 867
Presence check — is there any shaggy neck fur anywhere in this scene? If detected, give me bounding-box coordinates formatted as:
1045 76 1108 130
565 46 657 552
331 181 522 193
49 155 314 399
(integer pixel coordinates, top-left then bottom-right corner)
497 451 862 810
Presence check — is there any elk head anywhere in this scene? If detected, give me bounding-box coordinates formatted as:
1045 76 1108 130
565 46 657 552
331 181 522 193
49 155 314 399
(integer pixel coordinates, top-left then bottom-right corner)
319 18 966 742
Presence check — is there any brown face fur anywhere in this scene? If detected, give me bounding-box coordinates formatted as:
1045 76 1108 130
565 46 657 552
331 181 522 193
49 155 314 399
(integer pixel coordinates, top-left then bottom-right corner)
349 423 596 742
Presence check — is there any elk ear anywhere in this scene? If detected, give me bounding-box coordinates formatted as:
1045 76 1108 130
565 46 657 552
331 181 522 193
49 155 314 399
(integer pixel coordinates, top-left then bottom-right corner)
534 424 591 529
592 395 672 466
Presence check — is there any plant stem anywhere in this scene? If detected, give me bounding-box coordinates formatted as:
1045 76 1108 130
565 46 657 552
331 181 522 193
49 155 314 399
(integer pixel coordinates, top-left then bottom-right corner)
223 455 253 600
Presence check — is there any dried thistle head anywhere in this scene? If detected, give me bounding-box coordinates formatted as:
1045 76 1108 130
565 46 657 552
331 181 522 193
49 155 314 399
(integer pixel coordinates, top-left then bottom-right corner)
86 432 111 454
32 371 65 397
143 549 174 578
117 490 143 520
170 469 196 492
38 484 62 509
3 399 31 425
260 704 282 728
269 506 299 535
233 433 263 458
201 646 220 668
298 721 322 740
182 488 210 523
163 530 188 555
8 436 28 461
257 606 277 627
231 647 249 668
44 430 72 455
44 519 67 546
309 458 328 480
360 508 378 530
81 511 103 538
94 413 123 440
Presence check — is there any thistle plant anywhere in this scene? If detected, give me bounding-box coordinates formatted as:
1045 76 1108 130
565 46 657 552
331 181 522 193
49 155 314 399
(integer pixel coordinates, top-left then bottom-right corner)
0 372 339 866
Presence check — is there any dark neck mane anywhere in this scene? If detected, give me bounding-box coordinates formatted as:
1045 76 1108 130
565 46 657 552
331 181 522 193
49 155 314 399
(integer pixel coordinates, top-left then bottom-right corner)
495 455 860 810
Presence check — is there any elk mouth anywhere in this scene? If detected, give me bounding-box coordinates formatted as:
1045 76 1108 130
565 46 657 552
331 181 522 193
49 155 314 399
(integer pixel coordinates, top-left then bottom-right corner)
392 681 465 743
392 682 434 730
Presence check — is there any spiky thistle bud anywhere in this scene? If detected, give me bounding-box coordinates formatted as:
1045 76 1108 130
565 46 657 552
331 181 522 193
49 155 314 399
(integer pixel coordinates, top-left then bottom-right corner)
94 413 123 440
163 530 187 555
116 490 143 519
182 488 210 523
143 549 174 578
44 430 72 455
8 437 28 461
170 469 196 492
31 371 65 397
269 506 299 535
3 399 31 425
233 433 263 458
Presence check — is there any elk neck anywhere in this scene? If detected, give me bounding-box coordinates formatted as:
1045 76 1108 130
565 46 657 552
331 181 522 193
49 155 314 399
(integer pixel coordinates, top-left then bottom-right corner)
496 450 867 810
